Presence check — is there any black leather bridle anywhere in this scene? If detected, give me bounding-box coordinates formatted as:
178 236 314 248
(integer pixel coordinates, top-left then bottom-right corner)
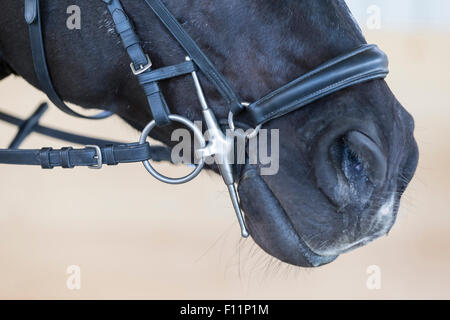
0 0 389 236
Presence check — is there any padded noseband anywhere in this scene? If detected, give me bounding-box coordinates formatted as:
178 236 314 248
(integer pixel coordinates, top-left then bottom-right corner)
246 45 388 126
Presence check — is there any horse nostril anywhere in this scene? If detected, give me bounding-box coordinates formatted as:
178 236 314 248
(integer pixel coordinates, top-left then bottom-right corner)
313 127 387 209
343 131 387 187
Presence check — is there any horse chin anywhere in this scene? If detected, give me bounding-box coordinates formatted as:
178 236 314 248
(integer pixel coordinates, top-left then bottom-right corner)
237 164 338 268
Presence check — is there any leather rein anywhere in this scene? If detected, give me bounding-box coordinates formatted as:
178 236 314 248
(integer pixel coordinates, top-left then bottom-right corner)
0 0 389 237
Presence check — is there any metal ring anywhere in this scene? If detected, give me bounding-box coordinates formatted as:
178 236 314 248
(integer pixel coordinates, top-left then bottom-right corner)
139 115 206 185
227 111 262 140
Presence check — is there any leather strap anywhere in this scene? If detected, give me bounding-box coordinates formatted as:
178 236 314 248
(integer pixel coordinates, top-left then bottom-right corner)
103 0 174 126
0 143 152 168
143 0 244 115
0 107 125 147
8 103 48 149
0 106 173 162
246 44 389 126
24 0 113 120
137 61 195 84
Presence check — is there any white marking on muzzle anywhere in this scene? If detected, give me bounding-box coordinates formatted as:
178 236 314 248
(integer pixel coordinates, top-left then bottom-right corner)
378 194 395 217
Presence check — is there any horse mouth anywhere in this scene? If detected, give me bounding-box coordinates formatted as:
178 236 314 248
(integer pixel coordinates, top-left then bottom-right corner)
237 163 338 267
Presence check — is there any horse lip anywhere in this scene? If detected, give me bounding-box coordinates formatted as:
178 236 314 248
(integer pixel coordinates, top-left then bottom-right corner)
237 164 338 267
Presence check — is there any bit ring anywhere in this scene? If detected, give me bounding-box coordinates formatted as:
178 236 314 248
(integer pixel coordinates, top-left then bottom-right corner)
140 115 206 185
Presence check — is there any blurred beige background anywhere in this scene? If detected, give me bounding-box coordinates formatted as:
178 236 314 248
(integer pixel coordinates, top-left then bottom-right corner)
0 12 449 299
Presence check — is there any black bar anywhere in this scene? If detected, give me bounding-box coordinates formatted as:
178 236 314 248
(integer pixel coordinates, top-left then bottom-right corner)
0 300 442 318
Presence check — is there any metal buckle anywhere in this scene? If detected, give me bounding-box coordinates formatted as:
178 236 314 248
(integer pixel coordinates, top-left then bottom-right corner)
86 145 103 169
130 54 152 75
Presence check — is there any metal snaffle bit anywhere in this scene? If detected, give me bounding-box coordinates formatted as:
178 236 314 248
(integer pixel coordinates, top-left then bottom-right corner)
139 57 249 238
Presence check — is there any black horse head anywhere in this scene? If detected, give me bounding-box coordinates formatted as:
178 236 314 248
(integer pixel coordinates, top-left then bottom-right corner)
0 0 418 267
